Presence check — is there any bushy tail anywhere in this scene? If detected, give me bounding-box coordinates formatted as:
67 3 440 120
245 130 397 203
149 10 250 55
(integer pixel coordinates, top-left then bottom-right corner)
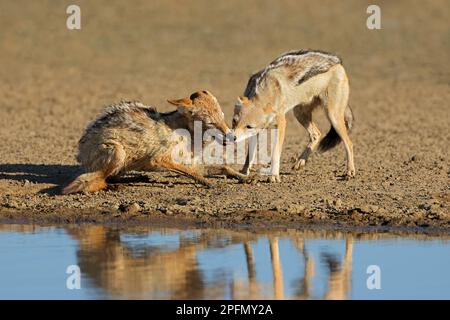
62 171 107 194
318 105 354 153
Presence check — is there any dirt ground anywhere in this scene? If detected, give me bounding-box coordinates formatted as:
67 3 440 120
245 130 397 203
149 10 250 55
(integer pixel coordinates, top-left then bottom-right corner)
0 1 448 233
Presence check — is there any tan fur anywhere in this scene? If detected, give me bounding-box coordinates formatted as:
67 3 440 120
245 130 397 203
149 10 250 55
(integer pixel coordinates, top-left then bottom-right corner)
63 90 242 194
63 171 107 194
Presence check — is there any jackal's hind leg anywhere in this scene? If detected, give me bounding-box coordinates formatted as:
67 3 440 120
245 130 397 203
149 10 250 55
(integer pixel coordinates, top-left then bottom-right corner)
292 100 322 170
63 142 126 194
325 72 355 178
327 112 355 178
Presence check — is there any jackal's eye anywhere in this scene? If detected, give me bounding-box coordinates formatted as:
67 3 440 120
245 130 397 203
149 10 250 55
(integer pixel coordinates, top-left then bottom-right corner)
246 125 255 129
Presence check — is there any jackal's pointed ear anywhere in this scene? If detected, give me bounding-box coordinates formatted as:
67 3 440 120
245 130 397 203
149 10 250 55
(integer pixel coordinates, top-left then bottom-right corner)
167 98 192 108
168 98 197 116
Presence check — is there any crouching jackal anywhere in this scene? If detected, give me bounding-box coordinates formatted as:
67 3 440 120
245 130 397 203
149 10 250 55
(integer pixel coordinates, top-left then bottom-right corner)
63 90 244 194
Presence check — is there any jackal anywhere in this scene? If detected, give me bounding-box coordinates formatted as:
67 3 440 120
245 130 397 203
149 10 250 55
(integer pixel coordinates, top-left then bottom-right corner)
232 49 355 182
63 90 244 194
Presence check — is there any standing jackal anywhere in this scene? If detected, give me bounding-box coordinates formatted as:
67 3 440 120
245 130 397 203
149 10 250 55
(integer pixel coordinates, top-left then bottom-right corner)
232 49 355 182
63 90 243 194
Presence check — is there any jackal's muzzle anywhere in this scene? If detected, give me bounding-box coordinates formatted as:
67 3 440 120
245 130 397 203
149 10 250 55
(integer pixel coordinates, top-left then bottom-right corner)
223 129 236 145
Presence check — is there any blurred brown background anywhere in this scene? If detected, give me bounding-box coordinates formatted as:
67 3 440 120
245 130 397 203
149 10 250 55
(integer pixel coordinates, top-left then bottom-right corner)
0 0 448 162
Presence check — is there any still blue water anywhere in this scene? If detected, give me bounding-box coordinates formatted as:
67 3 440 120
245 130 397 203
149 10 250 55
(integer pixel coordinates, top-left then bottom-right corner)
0 224 449 299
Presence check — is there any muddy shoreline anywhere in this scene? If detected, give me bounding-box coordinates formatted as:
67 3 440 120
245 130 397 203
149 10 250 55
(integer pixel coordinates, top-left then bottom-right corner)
1 202 449 236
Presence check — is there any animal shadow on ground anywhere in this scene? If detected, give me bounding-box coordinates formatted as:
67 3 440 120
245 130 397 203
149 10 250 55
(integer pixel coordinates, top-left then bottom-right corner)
0 164 80 195
0 164 210 195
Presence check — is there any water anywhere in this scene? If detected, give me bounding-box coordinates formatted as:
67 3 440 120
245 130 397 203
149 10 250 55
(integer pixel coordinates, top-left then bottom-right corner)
0 224 449 300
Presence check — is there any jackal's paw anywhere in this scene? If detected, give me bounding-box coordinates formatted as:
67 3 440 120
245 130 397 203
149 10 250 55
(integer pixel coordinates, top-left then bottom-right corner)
240 168 250 175
267 175 281 183
238 174 257 184
346 169 356 179
240 166 256 176
292 159 306 171
259 166 272 176
236 174 252 184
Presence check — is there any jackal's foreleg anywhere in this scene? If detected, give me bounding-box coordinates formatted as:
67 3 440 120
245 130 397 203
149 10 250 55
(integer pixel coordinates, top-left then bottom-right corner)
241 135 258 175
152 155 211 187
206 165 249 182
262 113 286 183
